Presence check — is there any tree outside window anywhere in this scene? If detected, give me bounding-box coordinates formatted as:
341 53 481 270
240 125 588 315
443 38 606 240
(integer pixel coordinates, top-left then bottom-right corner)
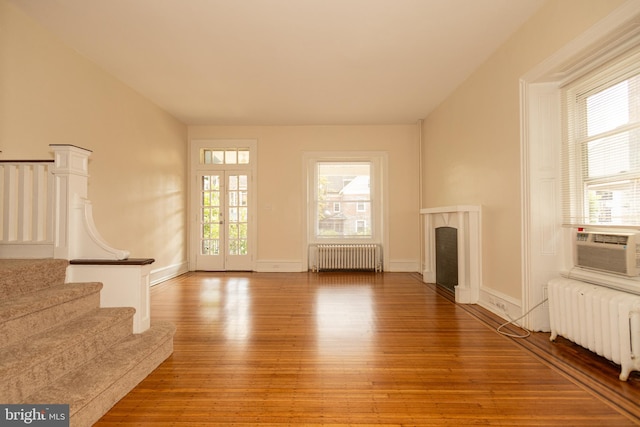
316 162 372 238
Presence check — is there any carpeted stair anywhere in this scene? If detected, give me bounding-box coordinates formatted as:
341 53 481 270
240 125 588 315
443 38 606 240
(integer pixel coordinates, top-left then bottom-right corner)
0 259 175 426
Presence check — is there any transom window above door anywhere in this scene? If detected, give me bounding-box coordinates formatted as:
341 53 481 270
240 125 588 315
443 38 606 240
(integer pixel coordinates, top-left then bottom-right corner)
200 148 250 165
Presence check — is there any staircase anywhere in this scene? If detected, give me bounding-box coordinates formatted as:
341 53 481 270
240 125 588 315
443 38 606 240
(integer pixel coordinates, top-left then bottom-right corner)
0 258 176 426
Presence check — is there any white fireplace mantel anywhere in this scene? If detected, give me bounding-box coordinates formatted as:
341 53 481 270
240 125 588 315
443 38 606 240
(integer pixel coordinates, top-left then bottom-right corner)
420 205 482 304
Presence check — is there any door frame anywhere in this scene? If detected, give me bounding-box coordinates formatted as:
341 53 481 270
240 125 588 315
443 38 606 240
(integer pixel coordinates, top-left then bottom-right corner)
189 139 258 271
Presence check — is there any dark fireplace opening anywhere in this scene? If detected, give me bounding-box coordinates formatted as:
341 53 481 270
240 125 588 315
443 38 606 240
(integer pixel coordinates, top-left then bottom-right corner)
435 226 458 293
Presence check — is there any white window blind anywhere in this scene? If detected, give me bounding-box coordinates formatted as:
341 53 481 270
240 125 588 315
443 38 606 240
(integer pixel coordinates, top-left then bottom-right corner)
562 47 640 227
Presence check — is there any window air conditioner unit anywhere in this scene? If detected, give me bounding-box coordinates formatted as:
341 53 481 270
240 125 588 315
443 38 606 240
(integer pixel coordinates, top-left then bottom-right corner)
575 231 640 276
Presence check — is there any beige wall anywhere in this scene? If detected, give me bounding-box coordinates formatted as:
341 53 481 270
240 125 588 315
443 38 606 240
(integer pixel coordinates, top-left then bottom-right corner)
421 0 626 298
0 0 188 273
6 0 622 284
188 125 420 270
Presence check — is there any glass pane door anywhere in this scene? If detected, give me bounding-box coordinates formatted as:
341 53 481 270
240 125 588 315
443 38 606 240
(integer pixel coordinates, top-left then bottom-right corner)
196 173 224 270
225 173 251 270
195 171 252 271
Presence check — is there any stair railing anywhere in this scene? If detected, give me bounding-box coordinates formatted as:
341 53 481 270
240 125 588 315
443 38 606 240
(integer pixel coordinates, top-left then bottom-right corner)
1 144 129 260
1 145 151 333
0 157 54 258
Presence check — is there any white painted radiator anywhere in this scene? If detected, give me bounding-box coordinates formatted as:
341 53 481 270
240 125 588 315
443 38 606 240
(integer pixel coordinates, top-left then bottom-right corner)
312 244 381 272
548 278 640 380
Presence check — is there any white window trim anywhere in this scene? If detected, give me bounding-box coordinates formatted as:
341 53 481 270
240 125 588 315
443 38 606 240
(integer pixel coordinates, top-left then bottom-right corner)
520 1 640 331
301 151 388 269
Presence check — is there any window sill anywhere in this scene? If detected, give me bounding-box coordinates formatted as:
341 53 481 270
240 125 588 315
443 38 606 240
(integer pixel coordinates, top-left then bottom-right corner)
561 267 640 296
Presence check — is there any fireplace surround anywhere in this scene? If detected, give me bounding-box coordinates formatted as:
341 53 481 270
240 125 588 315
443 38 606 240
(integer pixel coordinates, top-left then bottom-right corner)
420 206 481 304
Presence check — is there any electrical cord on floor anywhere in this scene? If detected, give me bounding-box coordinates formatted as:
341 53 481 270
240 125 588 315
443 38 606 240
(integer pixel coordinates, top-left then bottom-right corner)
496 298 548 339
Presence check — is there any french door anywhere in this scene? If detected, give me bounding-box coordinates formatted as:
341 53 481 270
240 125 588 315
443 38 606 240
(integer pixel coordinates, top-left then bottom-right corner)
195 170 252 271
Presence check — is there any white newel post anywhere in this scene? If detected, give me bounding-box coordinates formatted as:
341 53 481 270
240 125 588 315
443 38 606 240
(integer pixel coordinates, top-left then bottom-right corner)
50 144 129 260
51 144 89 260
50 144 151 333
420 205 482 304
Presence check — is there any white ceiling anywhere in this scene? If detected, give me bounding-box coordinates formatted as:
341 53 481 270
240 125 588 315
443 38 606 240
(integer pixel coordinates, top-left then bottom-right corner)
9 0 544 125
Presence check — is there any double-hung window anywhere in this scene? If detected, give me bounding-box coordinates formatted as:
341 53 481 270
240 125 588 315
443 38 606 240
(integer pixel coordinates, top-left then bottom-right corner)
316 161 372 238
306 152 385 243
562 47 640 227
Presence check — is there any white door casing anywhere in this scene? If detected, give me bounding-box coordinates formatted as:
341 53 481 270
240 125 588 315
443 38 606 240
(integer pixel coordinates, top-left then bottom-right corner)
190 140 257 271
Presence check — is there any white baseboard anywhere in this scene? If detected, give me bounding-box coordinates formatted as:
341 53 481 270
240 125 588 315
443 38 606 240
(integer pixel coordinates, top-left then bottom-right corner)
386 260 420 272
477 287 521 323
150 261 189 286
174 259 418 274
254 259 420 273
255 260 305 272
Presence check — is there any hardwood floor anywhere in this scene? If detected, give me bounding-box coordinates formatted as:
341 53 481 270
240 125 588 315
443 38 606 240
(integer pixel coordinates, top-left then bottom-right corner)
95 272 640 426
